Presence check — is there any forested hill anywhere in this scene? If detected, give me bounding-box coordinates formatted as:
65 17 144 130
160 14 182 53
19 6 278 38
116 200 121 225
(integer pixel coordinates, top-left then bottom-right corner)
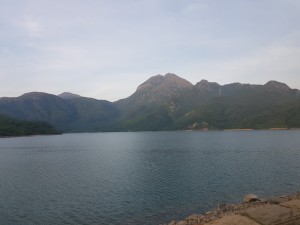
0 115 61 137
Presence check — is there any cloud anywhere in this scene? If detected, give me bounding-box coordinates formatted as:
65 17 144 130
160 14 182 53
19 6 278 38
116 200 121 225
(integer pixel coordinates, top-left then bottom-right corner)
179 34 300 88
183 1 208 14
19 16 45 38
0 0 300 100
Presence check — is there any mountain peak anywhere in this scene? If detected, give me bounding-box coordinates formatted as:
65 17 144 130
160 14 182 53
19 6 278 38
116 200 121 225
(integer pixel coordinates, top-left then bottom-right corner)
163 73 192 85
195 79 220 94
126 73 193 105
137 73 192 92
264 81 290 90
138 75 164 89
19 92 54 99
164 73 180 78
197 79 218 86
58 92 81 99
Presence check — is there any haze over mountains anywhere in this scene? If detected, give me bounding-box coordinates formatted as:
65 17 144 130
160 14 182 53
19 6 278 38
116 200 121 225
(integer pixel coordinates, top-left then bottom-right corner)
0 73 299 132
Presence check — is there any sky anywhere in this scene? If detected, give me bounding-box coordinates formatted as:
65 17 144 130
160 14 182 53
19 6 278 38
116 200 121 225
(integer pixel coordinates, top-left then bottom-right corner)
1 0 300 101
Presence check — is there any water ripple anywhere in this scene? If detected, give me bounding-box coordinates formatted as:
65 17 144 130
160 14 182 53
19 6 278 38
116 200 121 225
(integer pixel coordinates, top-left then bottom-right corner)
0 131 300 224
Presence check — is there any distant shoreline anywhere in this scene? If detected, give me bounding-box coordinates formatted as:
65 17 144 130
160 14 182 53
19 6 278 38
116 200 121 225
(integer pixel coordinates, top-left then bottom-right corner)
2 128 300 137
0 133 62 138
183 127 300 132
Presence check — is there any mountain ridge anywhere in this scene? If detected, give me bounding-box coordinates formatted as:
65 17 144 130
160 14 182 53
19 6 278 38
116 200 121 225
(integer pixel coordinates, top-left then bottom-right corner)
0 73 299 132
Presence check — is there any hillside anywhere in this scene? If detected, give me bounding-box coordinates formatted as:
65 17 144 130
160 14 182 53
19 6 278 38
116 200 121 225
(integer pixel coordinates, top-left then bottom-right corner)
114 74 300 131
0 73 299 132
114 73 193 130
0 114 61 137
0 92 119 132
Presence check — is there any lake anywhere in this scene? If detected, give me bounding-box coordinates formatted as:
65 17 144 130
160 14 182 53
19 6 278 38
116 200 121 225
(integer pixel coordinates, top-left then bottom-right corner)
0 130 300 225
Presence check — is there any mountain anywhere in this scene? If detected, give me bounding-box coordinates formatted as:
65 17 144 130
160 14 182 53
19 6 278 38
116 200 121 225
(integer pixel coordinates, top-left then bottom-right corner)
58 92 81 99
64 97 119 131
114 74 300 131
116 73 192 107
0 92 119 132
114 73 193 130
172 80 300 130
0 114 61 137
0 73 299 132
0 92 76 129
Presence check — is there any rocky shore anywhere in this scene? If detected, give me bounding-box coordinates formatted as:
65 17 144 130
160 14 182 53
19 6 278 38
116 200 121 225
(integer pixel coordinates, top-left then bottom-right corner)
163 192 300 225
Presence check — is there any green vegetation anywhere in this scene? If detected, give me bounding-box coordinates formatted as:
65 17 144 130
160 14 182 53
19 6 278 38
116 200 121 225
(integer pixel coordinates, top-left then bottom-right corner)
0 115 61 137
116 106 173 131
114 77 300 131
172 100 300 130
0 76 299 132
0 92 118 132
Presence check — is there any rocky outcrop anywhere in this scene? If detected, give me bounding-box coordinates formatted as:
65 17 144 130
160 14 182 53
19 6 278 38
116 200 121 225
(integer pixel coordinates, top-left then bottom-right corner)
133 73 193 105
243 194 258 203
58 92 81 99
163 192 300 225
264 80 291 91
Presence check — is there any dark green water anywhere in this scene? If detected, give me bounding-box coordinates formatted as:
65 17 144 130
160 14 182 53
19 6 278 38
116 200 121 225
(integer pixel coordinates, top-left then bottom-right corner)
0 130 300 224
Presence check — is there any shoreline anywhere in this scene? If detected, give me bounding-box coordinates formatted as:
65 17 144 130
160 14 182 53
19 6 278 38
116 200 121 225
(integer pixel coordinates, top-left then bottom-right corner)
163 192 300 225
0 133 62 138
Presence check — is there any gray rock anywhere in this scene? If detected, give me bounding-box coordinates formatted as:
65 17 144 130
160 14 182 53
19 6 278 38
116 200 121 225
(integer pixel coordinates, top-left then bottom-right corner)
258 198 267 203
168 220 177 225
185 213 203 224
243 194 258 203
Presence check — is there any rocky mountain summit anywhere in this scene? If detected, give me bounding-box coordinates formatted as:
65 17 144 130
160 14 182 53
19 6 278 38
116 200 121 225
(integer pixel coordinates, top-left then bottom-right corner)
0 73 299 132
194 79 221 95
118 73 192 106
264 80 291 91
58 92 81 99
137 73 192 92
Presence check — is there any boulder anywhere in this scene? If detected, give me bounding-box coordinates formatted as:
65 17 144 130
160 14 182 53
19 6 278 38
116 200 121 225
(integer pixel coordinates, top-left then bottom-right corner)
168 220 177 225
243 194 258 203
185 213 203 224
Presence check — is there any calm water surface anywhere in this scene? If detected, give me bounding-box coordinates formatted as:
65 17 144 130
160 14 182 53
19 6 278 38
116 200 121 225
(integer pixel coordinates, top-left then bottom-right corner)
0 131 300 224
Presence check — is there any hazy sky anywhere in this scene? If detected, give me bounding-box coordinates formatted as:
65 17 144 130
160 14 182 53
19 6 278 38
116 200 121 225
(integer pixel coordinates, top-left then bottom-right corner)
1 0 300 101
